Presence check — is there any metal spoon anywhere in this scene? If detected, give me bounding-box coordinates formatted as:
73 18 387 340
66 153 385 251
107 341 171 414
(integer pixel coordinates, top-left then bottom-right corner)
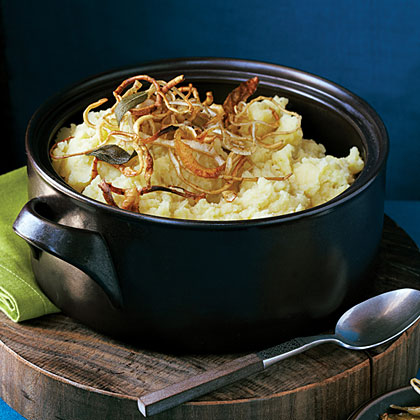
138 288 420 416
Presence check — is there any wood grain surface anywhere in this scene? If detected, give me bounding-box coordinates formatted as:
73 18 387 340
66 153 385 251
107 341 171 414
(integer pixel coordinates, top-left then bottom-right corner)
0 216 419 420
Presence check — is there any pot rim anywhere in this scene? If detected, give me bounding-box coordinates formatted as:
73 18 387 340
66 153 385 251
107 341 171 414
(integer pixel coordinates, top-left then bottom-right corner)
26 56 389 229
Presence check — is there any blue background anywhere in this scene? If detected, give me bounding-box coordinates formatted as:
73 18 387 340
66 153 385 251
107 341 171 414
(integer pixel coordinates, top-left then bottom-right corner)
0 1 419 418
1 0 420 200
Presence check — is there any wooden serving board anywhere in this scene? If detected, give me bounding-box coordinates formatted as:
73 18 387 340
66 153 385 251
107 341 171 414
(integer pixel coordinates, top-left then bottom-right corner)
0 216 419 420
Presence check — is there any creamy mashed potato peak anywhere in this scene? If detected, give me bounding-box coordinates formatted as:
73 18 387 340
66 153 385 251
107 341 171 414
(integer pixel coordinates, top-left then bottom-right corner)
51 75 364 220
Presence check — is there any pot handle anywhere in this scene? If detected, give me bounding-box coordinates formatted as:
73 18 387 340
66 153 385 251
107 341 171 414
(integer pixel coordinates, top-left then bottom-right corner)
13 197 123 309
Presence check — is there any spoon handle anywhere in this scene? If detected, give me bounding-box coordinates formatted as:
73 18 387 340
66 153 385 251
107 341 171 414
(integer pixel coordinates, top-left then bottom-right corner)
137 334 334 417
258 334 336 367
137 353 264 417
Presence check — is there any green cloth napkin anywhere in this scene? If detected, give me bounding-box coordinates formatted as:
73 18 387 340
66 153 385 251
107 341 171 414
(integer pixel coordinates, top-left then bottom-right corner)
0 167 59 322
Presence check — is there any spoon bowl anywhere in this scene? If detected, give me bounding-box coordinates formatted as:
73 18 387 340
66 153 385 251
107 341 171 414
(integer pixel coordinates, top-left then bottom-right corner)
336 288 420 349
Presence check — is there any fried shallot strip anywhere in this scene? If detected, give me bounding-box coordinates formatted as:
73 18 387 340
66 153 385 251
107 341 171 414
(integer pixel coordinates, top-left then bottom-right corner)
90 157 98 181
139 185 205 201
98 179 119 206
99 179 206 212
49 136 74 159
98 180 139 211
121 187 140 212
83 98 108 129
54 74 304 214
174 131 225 179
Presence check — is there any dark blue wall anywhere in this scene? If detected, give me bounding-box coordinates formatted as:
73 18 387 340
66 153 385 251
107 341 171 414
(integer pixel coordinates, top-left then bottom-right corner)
2 0 419 199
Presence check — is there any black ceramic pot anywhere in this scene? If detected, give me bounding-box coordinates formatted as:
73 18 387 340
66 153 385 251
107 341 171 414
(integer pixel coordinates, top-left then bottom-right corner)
13 58 388 352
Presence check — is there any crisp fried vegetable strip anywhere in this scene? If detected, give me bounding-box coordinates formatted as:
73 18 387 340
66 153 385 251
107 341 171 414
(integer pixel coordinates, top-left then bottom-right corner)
52 74 304 213
98 180 205 212
389 405 420 415
139 185 205 201
161 75 185 96
412 378 420 395
98 179 118 206
142 125 178 144
49 136 75 159
223 76 259 117
139 143 154 186
90 157 98 181
174 132 225 179
121 187 140 212
83 98 108 128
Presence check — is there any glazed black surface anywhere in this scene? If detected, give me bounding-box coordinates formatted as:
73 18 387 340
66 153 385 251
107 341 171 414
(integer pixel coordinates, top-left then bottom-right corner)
350 386 420 419
13 58 388 352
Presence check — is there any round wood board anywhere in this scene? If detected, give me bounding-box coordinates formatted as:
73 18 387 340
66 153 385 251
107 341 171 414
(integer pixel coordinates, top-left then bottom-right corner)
0 215 419 420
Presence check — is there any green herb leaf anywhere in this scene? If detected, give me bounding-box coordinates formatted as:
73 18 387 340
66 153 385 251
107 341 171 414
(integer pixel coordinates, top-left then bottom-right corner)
87 145 137 165
114 91 148 125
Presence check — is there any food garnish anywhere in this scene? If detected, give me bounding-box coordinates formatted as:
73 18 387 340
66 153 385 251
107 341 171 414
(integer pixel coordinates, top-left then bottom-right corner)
50 74 295 211
50 74 364 219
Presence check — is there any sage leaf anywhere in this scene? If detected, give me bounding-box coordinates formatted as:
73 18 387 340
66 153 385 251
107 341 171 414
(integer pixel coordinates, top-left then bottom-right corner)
87 145 137 165
115 91 148 125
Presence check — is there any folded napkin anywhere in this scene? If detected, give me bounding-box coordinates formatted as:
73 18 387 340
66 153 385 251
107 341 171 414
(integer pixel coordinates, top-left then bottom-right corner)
0 167 59 322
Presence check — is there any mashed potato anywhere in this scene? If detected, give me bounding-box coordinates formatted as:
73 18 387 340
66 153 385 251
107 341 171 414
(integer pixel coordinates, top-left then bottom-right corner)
51 76 364 220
